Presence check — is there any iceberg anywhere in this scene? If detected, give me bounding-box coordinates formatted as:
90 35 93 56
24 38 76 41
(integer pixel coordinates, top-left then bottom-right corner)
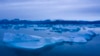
3 33 47 49
3 29 96 50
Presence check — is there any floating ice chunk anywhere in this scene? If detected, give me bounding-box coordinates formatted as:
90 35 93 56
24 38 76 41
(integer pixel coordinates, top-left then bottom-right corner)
51 26 81 33
3 33 48 49
50 30 96 44
77 30 96 41
50 36 87 44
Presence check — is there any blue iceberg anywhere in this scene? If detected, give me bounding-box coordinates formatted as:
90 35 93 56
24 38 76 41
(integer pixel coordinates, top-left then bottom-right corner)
3 29 96 50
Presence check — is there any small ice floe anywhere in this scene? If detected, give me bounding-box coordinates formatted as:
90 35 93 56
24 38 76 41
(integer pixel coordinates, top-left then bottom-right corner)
51 26 80 33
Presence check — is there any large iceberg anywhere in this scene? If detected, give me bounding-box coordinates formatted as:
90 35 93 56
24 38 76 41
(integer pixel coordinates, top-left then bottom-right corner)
3 33 48 49
3 29 96 49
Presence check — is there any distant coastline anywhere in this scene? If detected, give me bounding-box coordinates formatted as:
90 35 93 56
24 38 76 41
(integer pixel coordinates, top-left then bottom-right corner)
0 19 100 24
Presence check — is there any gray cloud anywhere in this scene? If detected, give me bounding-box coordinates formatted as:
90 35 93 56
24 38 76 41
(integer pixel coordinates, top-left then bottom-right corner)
0 0 100 20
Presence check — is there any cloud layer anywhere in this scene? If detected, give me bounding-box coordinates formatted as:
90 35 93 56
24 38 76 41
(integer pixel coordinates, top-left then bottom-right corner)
0 0 100 20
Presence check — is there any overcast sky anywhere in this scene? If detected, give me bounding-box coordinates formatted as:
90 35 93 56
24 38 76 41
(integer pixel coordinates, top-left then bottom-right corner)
0 0 100 21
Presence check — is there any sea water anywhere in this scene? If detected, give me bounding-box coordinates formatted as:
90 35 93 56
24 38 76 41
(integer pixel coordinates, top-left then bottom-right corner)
0 24 100 56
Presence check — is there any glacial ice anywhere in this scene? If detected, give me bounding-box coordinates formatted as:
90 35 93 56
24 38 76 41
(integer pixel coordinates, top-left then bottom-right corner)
3 29 96 49
3 33 47 49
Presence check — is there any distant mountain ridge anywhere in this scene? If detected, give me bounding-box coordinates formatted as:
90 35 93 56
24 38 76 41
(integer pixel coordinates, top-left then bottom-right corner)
0 19 100 24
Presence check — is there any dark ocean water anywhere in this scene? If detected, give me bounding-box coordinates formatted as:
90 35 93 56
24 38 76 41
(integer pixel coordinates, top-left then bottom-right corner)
0 24 100 56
